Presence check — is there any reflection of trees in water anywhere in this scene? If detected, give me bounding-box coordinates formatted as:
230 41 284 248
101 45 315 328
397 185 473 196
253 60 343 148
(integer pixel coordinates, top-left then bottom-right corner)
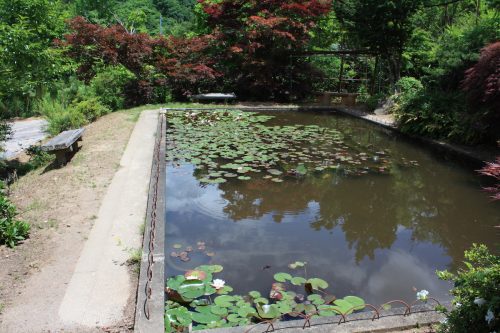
208 163 498 269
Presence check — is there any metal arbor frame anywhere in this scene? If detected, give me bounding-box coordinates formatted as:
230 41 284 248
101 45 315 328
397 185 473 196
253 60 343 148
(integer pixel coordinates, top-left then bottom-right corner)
292 49 380 95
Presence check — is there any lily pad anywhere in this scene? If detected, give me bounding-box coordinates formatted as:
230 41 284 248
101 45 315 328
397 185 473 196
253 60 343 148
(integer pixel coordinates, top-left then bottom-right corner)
273 272 292 282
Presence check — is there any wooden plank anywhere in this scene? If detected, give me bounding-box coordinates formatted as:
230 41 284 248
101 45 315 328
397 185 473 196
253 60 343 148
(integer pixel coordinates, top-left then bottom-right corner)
42 128 85 152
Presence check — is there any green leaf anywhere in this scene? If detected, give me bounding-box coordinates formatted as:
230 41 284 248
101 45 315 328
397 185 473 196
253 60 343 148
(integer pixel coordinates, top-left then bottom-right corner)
166 306 192 327
274 272 292 282
333 299 354 315
195 265 223 273
238 306 257 318
191 311 220 324
257 304 281 319
307 278 329 290
248 291 261 298
254 297 269 305
307 294 325 305
214 295 235 307
343 296 365 311
210 305 228 316
291 276 307 286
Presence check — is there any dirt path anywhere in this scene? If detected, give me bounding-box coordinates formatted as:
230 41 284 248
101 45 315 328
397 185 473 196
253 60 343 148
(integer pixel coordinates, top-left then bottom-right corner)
0 109 151 332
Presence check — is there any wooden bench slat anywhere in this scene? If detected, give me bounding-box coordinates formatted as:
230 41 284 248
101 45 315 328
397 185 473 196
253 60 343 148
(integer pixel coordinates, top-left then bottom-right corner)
42 128 85 152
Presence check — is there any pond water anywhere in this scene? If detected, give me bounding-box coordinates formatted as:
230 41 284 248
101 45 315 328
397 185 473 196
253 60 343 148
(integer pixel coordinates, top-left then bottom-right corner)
165 110 499 306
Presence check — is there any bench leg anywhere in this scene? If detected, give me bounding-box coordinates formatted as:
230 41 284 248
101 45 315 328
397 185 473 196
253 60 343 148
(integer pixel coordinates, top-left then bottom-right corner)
54 151 67 166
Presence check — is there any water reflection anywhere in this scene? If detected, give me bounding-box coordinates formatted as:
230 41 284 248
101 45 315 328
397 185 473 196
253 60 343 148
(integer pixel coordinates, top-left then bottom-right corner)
166 112 499 305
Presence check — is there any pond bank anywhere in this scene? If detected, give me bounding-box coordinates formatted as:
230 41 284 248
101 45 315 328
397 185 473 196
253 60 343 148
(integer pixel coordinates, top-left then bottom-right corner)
0 108 160 332
332 105 499 166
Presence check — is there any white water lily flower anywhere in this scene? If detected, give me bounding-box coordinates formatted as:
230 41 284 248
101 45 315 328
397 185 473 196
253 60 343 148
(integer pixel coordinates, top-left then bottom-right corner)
211 279 225 290
262 304 271 314
485 309 495 324
416 290 429 301
185 275 198 280
455 302 462 308
474 298 486 306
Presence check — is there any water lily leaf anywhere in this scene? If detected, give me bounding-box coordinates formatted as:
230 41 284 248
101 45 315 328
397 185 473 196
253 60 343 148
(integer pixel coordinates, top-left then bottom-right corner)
173 244 182 249
317 305 342 317
216 285 233 295
256 304 280 319
289 261 305 269
274 272 292 282
238 176 251 180
210 305 228 316
307 294 325 305
267 169 283 176
248 291 261 298
271 178 283 183
333 299 354 315
166 306 192 327
184 270 206 281
296 164 307 175
227 314 241 323
191 311 220 324
254 297 269 305
166 275 185 291
195 265 223 273
291 277 306 286
343 296 365 311
238 306 257 318
214 295 235 307
307 278 328 290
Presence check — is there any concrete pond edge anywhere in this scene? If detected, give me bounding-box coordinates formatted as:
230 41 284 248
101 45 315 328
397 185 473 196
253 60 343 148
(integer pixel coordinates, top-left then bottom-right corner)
135 111 166 333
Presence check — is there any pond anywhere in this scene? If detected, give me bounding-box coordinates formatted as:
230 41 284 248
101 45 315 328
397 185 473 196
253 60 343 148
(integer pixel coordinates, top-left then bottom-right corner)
165 109 499 308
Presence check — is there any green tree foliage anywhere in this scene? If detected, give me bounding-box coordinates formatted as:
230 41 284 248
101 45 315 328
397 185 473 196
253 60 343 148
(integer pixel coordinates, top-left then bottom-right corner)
334 0 423 87
0 0 68 117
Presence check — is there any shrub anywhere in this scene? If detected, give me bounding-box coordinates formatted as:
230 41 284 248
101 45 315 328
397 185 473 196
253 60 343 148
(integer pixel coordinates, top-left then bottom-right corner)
437 244 499 333
45 107 88 136
26 145 54 169
89 66 135 110
0 182 30 248
392 89 483 143
71 98 111 122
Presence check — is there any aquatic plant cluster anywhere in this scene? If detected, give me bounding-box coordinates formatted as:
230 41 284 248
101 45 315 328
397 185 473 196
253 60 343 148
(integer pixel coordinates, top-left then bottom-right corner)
165 264 366 332
166 109 408 183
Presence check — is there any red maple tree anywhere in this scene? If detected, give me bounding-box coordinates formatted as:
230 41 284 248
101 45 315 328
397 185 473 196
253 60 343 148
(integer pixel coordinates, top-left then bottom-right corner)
198 0 331 100
59 17 220 102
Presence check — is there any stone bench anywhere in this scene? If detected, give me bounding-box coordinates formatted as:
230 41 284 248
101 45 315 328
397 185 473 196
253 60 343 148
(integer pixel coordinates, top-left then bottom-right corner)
315 92 359 107
41 128 85 166
191 93 237 103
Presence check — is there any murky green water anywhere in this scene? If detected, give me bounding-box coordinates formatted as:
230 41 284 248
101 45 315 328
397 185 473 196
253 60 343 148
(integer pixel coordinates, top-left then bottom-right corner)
165 110 499 305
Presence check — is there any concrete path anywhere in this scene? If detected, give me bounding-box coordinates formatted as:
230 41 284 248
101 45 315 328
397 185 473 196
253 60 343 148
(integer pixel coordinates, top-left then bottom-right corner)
57 110 159 327
0 118 48 159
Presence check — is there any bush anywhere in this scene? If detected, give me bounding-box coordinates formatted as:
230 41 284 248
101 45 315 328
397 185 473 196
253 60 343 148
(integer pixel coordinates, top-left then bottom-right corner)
0 182 30 248
71 98 111 122
38 95 86 135
363 93 385 112
89 66 135 110
437 244 499 333
392 89 483 143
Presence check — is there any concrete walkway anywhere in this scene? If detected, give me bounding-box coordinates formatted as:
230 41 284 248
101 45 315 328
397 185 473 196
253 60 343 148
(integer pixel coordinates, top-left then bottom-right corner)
58 110 159 327
0 118 48 159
